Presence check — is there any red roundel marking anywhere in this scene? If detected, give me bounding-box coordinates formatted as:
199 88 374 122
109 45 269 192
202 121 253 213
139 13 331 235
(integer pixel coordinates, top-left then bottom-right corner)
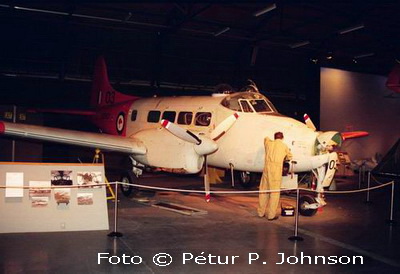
304 114 309 120
234 113 239 119
116 113 125 134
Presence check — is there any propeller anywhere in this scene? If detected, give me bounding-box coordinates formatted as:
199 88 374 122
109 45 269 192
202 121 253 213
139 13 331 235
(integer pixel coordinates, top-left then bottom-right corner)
161 112 240 202
161 119 201 145
303 113 317 131
210 113 239 140
303 114 368 150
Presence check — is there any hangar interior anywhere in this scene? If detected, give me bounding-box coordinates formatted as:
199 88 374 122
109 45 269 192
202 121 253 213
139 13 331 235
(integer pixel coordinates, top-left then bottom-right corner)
0 2 400 273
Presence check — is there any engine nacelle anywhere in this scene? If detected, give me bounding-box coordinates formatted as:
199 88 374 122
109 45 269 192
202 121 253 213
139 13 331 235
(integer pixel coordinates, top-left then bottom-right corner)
132 128 204 174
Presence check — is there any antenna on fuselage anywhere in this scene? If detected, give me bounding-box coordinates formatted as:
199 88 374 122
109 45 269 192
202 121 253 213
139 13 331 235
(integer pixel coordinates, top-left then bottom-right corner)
241 79 260 93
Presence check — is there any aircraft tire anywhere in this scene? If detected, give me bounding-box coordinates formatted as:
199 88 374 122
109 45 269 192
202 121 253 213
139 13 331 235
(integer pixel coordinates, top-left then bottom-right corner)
299 195 318 216
119 173 137 198
236 171 258 188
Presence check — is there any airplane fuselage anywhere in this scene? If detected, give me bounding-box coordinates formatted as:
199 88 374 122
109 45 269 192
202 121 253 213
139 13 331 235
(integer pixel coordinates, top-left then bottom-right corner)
115 92 321 174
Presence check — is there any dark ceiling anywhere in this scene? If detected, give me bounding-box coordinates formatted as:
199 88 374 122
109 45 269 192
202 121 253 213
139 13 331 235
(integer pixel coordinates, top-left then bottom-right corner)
0 1 399 95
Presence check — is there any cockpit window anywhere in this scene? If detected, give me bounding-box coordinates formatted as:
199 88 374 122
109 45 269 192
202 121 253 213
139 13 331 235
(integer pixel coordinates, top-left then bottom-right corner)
251 99 273 112
239 99 253 113
221 92 277 113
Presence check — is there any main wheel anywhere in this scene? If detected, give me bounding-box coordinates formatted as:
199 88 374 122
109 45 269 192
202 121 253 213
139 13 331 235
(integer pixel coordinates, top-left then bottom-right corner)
236 171 258 188
299 195 318 216
119 174 137 198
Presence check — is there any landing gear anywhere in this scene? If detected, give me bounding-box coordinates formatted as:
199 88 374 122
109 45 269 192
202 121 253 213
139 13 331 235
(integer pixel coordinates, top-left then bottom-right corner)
299 195 318 216
235 171 258 188
119 173 137 198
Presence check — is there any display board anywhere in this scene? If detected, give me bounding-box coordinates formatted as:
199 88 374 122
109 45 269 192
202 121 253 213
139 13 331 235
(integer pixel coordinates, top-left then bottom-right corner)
0 162 109 233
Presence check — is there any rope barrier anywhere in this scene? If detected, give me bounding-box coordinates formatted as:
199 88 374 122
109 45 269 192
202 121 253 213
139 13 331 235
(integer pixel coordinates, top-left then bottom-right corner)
0 179 396 243
0 180 394 195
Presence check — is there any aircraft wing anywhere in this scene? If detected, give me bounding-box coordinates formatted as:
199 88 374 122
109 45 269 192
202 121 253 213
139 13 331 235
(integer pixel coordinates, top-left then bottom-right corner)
0 121 146 155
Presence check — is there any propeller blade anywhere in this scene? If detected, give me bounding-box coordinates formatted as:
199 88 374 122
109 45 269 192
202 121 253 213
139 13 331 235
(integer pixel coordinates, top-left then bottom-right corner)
210 112 240 141
204 156 211 202
161 119 218 155
303 113 317 131
161 119 201 145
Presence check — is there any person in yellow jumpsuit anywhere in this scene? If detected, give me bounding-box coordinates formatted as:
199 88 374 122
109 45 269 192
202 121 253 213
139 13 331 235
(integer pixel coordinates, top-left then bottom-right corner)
258 132 292 220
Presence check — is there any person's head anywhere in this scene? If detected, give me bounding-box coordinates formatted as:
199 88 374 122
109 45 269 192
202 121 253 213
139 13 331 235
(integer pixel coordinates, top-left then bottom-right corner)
274 132 284 140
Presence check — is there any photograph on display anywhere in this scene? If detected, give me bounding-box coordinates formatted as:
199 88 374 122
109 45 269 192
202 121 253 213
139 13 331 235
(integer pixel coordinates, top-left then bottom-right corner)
51 170 73 186
5 172 24 198
31 197 49 208
54 188 71 205
29 181 51 198
77 172 102 188
77 192 94 205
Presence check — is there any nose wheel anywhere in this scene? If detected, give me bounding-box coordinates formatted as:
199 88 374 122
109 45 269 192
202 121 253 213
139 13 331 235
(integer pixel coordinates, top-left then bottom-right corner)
299 195 318 216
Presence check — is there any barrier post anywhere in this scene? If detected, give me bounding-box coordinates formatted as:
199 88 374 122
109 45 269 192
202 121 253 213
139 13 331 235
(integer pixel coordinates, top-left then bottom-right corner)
387 182 397 225
288 188 304 241
365 172 372 204
108 182 123 237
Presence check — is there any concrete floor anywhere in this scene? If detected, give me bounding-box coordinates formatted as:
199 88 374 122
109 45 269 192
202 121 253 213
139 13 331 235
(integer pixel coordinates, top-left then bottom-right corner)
1 174 399 273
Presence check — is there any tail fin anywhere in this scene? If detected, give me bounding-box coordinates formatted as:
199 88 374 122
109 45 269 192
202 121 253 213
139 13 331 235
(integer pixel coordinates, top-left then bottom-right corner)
90 56 138 108
386 63 400 93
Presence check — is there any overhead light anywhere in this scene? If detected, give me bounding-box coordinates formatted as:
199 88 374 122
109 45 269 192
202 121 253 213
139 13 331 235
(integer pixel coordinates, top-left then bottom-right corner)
310 58 318 64
253 3 277 17
14 6 68 15
290 40 310 49
213 27 230 37
72 13 120 22
326 53 333 60
354 52 374 59
339 24 364 35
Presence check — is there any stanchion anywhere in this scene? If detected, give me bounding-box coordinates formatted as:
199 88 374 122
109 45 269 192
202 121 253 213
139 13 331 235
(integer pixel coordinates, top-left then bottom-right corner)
386 182 397 226
108 182 123 237
358 167 362 189
365 171 372 204
288 188 304 241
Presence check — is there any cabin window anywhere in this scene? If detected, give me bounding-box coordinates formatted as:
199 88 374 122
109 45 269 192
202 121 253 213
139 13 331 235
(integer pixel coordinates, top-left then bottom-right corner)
162 111 176 123
131 110 137 121
195 112 212 126
147 110 161 123
177 112 193 125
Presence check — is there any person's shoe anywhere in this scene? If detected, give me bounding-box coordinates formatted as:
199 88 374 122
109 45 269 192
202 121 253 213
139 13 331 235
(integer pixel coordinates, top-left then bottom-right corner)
268 216 279 221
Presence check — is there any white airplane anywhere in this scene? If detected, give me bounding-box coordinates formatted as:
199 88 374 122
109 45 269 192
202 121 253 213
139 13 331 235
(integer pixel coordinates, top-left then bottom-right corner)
0 57 368 216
